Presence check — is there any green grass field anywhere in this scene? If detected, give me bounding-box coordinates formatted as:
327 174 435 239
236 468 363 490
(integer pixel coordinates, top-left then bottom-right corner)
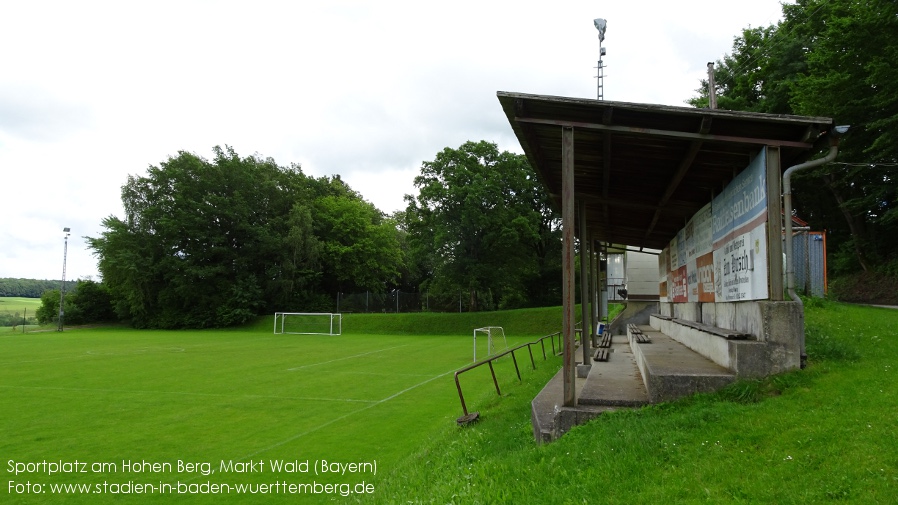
0 310 563 504
1 297 43 332
5 302 893 504
0 297 42 313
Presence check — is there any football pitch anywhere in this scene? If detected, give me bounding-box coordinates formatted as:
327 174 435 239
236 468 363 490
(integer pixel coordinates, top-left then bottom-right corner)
0 324 539 503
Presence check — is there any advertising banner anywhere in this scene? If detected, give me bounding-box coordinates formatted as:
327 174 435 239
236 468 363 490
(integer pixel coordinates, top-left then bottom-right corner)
692 202 713 257
686 258 698 302
669 235 679 272
660 149 771 304
713 224 769 302
696 251 715 302
711 150 768 250
670 265 688 303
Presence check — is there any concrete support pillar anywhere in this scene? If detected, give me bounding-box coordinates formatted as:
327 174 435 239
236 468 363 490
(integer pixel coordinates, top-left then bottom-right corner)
562 126 576 407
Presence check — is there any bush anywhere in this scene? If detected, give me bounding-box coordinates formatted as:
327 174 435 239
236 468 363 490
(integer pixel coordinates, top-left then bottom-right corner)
36 280 117 326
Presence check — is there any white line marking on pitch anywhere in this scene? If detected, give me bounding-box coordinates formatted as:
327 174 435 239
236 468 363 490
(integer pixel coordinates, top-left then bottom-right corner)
0 355 91 365
0 385 376 404
240 367 458 459
352 371 434 378
285 345 408 371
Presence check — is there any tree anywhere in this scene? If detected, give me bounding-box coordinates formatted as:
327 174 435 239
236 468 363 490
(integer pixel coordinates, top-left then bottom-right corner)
36 289 62 325
404 141 561 311
36 280 116 326
788 0 898 272
690 0 898 273
88 147 305 327
314 195 403 293
69 279 117 324
88 146 406 327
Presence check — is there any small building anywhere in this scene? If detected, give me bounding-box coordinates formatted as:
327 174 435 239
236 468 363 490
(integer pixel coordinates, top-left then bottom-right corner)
789 215 827 298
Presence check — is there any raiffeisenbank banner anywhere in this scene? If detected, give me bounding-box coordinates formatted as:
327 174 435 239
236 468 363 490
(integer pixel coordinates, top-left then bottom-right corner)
661 149 769 303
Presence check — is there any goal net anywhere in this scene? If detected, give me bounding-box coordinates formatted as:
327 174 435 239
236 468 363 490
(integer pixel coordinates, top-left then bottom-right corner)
274 313 342 335
473 326 507 361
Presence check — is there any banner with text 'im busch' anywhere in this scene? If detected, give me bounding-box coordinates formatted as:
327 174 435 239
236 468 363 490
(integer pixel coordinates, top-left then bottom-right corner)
711 149 769 302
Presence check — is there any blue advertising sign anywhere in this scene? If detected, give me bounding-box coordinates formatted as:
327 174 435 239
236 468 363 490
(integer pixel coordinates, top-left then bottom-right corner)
711 150 768 249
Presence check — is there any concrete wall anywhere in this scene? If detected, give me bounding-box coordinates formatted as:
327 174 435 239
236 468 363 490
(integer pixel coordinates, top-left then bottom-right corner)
626 251 660 298
608 300 659 336
655 300 802 377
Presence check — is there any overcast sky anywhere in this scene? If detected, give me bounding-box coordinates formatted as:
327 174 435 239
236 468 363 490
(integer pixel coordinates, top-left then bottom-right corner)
1 0 789 282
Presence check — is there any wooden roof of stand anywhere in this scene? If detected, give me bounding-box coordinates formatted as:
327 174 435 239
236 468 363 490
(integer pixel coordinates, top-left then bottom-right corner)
497 91 835 250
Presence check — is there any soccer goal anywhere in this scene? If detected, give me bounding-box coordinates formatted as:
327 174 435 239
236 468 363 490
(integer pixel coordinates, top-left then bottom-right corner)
473 326 507 362
273 313 342 335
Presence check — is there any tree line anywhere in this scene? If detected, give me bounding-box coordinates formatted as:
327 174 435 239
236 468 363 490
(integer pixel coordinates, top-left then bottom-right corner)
0 278 75 298
80 143 561 328
690 0 898 279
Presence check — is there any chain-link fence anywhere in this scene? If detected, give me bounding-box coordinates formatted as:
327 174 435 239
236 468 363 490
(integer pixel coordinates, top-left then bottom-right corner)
334 290 499 313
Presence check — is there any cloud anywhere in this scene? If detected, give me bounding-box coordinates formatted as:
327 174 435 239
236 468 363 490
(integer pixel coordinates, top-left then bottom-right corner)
0 0 790 280
0 85 94 142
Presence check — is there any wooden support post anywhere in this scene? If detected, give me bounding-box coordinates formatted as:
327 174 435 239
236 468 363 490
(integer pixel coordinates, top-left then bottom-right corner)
590 233 599 336
765 146 784 300
562 126 576 407
579 199 591 367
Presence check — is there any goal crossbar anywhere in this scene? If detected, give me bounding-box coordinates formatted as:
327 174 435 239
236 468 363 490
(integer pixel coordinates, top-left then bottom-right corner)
473 326 507 361
274 312 342 335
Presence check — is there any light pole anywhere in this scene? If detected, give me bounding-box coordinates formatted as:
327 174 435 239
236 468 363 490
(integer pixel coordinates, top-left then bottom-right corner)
594 18 607 100
57 227 70 332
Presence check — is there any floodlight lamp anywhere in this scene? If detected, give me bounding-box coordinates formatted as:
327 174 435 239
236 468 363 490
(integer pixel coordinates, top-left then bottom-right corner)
63 227 70 233
594 18 607 42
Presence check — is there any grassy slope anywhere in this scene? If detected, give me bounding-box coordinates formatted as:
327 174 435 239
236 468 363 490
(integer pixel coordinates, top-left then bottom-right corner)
373 301 898 504
342 306 570 337
0 297 42 321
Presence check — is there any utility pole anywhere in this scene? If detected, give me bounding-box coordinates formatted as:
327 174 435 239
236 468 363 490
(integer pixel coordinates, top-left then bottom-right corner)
707 62 718 109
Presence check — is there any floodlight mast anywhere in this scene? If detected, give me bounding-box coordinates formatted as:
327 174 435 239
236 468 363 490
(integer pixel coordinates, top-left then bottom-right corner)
594 18 607 100
58 227 70 332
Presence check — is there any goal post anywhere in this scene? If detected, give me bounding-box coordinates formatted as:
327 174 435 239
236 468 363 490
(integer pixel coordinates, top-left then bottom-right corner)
473 326 507 362
274 313 342 335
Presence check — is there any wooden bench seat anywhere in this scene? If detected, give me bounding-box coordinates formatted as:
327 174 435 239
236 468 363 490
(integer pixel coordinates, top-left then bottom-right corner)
628 323 651 343
634 333 651 344
593 348 609 362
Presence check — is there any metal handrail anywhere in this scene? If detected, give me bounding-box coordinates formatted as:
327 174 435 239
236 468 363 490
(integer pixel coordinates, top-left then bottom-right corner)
454 332 562 418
